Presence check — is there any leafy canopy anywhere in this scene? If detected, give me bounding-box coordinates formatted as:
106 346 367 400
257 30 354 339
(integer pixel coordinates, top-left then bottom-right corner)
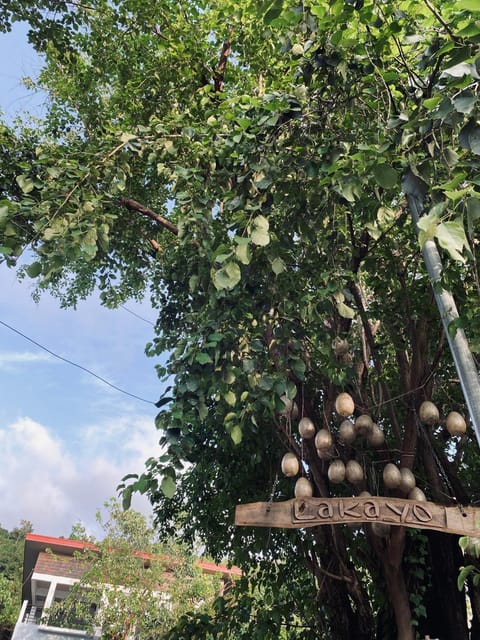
2 0 480 638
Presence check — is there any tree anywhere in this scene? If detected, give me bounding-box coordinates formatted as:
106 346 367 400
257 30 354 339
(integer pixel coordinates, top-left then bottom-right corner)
1 1 480 638
46 500 222 640
0 520 33 639
0 576 18 640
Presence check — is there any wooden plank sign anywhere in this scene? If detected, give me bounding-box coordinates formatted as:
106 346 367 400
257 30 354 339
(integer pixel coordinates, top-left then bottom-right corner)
235 497 480 537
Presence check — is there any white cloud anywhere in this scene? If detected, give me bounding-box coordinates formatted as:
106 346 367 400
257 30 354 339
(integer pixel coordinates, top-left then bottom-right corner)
0 350 55 369
0 415 162 537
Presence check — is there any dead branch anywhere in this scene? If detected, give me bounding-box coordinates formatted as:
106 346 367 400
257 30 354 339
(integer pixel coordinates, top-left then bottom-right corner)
118 197 199 249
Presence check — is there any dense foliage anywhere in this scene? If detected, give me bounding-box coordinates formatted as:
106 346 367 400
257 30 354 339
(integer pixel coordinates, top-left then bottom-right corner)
2 1 480 638
0 521 33 639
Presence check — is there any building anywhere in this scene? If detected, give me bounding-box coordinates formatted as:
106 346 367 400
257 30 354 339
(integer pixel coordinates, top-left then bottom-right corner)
12 534 241 640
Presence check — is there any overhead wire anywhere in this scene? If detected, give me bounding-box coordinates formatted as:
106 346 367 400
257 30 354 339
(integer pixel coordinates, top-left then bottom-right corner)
120 304 156 327
0 318 156 405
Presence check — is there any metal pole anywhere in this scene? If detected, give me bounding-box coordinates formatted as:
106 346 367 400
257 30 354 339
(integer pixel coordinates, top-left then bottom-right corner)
403 170 480 447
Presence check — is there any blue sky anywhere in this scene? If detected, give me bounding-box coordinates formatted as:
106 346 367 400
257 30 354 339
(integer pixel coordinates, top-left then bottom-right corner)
0 24 164 536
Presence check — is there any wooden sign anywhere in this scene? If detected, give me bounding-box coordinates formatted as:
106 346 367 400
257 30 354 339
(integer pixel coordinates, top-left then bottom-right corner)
235 497 480 537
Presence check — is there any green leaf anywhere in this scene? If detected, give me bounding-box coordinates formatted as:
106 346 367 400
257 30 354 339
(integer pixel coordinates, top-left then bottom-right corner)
423 96 442 110
46 166 61 179
242 358 255 373
436 219 468 263
251 215 270 246
444 187 472 202
372 164 399 189
333 291 355 319
453 93 477 115
195 352 213 364
0 246 13 255
16 175 34 194
230 425 243 445
337 301 355 319
444 148 459 166
198 401 208 421
186 378 199 391
43 227 59 241
224 390 236 406
365 222 381 240
467 197 480 236
336 179 360 203
442 62 473 78
212 261 242 290
417 203 445 246
258 375 274 390
459 121 480 154
264 0 283 24
291 358 306 379
161 475 176 499
285 380 297 400
120 132 137 143
26 262 42 278
458 565 474 591
457 0 480 8
377 206 397 227
251 227 270 246
235 242 251 265
271 257 286 274
122 485 133 510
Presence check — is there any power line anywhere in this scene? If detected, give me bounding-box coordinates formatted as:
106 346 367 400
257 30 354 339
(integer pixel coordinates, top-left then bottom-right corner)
0 318 156 405
120 304 156 327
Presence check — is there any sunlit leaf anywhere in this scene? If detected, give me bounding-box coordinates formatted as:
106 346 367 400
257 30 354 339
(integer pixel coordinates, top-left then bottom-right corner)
224 390 236 406
336 301 355 319
161 475 176 498
271 256 286 274
251 215 270 246
212 261 242 290
230 425 243 445
16 175 34 194
436 219 468 263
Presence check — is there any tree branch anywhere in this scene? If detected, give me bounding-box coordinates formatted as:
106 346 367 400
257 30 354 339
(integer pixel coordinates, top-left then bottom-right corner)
118 197 200 249
422 0 461 42
214 30 233 93
118 197 179 235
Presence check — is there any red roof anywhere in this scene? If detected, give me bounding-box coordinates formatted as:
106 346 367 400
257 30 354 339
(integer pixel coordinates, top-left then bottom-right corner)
26 533 97 552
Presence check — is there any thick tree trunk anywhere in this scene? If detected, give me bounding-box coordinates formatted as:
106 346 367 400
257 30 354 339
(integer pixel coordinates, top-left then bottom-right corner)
383 561 414 640
419 532 468 640
310 527 374 640
373 527 414 640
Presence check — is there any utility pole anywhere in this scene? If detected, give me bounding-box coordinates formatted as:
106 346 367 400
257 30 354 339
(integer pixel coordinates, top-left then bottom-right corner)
403 170 480 448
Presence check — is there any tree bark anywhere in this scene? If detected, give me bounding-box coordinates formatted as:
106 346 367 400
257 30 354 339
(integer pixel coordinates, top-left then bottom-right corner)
419 532 468 640
308 527 374 640
382 561 414 640
373 527 414 640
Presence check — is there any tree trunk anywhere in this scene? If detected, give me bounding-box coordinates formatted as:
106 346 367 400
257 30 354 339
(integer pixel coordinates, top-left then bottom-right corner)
374 527 414 640
419 532 468 640
311 527 374 640
383 561 414 640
